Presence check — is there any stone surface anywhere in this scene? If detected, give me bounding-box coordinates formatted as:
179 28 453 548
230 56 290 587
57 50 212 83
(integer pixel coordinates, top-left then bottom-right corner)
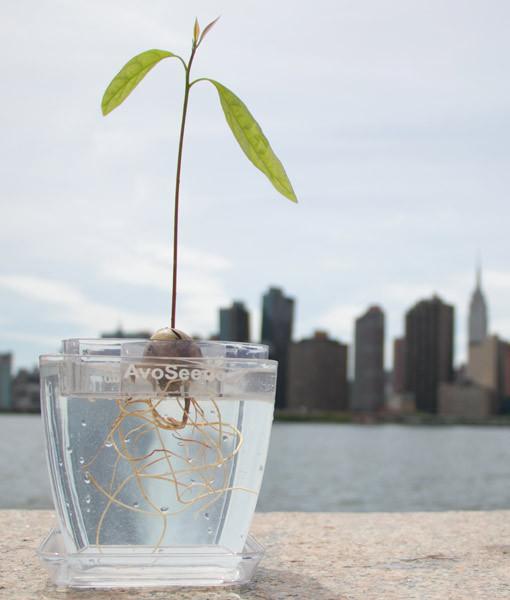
1 510 510 599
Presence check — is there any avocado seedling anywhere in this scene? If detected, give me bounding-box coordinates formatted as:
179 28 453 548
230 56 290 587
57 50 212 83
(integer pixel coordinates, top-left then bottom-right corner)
83 19 297 548
102 17 297 338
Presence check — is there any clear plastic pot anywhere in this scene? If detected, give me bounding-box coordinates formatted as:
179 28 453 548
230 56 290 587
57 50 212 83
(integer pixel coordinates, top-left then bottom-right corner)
38 338 276 588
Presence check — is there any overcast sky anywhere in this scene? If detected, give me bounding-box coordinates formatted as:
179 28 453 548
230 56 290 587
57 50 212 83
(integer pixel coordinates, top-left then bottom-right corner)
2 0 510 369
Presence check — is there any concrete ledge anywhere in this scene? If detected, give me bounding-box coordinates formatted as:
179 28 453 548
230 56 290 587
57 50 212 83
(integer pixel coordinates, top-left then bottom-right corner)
1 510 510 599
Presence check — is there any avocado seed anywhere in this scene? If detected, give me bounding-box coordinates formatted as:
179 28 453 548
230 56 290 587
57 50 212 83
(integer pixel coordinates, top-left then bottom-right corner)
144 327 202 359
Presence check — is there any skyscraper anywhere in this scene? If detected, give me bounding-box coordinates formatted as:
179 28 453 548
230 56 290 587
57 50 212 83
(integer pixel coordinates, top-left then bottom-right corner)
352 306 385 412
0 353 13 411
466 335 510 413
219 301 250 342
261 287 294 409
392 337 406 395
468 264 488 346
12 367 40 413
405 296 454 413
287 331 348 412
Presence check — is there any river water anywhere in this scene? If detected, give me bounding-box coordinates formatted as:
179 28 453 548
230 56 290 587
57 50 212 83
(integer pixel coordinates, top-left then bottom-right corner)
2 415 509 511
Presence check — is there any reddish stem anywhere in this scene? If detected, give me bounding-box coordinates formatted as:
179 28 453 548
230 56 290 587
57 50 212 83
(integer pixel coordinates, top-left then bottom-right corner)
171 44 197 328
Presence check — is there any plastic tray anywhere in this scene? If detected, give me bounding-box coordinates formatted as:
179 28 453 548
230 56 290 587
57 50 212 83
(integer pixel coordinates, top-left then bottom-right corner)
37 528 264 588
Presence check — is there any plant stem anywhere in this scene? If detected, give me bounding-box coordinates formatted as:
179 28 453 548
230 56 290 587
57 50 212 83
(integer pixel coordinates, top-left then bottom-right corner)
171 44 197 328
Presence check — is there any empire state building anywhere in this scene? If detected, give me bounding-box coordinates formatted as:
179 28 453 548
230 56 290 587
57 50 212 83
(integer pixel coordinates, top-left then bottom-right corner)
468 265 488 345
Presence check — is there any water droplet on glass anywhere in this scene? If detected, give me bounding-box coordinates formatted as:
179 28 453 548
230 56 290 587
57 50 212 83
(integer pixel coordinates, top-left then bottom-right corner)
207 527 213 535
222 435 228 441
258 465 264 472
204 512 209 520
125 437 130 444
187 457 193 463
66 446 73 454
85 494 91 504
81 420 87 427
84 472 91 484
79 456 85 465
160 506 168 513
104 440 113 448
65 501 70 508
133 502 139 509
85 507 91 514
58 461 64 467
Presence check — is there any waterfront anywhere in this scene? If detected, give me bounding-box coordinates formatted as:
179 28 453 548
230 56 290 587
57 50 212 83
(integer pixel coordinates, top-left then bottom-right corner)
2 415 510 511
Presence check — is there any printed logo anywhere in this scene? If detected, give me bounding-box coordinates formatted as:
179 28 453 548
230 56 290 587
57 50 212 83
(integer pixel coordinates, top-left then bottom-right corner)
123 364 223 384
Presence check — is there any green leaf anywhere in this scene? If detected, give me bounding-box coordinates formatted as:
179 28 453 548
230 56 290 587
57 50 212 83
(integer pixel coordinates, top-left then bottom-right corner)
102 49 179 116
205 79 297 202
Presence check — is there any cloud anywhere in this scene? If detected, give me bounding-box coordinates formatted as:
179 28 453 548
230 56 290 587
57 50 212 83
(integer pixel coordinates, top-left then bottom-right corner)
102 242 231 289
384 283 438 305
0 331 61 346
486 271 510 290
99 242 231 335
0 275 160 333
313 304 361 342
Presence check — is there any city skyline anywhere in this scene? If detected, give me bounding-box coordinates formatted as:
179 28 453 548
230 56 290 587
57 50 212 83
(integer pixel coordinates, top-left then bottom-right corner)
1 274 507 416
1 265 498 372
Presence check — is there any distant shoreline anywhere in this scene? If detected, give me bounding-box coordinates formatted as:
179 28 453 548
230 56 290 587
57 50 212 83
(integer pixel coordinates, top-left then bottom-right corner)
3 410 510 427
275 410 510 426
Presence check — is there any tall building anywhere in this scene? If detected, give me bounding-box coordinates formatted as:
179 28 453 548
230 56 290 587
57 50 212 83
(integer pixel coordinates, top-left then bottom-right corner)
287 331 348 412
12 367 40 413
261 287 294 409
387 338 415 414
219 301 250 342
0 353 12 411
405 296 454 413
392 337 406 394
466 335 510 413
468 264 488 346
352 306 385 412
